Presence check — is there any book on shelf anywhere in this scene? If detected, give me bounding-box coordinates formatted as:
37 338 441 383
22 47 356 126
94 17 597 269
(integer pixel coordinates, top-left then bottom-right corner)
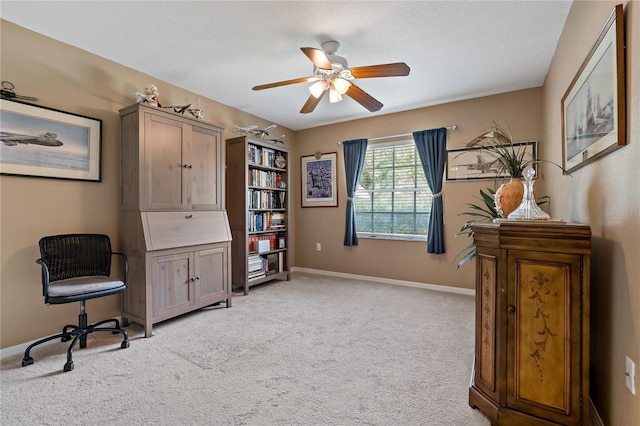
248 233 282 252
264 253 278 275
248 270 265 280
248 254 263 273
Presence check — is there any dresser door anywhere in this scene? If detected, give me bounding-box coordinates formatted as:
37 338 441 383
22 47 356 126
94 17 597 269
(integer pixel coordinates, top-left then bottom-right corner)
506 250 583 425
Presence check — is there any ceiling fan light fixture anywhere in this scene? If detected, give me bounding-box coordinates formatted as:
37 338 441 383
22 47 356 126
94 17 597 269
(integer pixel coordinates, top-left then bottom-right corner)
329 86 342 103
332 77 351 95
309 80 327 98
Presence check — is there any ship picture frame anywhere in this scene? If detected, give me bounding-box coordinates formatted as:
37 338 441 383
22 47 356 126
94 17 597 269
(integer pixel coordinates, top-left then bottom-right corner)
561 4 626 174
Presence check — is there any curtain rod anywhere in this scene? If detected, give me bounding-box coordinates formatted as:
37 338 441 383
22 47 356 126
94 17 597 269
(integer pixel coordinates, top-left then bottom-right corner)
336 125 457 145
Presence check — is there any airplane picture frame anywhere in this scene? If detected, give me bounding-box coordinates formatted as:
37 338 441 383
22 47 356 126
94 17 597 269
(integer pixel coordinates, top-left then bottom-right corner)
446 141 537 181
0 99 102 181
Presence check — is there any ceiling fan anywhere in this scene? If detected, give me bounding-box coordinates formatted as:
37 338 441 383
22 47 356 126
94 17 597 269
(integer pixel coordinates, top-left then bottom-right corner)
252 41 410 114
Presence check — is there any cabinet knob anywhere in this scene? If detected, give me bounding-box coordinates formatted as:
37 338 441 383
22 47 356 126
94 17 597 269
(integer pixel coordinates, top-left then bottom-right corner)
507 305 516 313
186 214 193 219
191 275 200 281
183 164 193 169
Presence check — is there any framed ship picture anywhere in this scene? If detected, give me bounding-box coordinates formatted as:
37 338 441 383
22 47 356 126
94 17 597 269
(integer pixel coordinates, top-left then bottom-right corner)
561 4 626 173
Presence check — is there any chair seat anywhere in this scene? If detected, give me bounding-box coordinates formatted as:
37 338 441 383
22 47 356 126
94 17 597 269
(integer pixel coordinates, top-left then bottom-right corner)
49 276 125 297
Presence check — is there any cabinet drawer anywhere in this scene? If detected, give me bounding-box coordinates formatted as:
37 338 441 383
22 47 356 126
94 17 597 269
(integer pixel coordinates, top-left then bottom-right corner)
142 211 231 250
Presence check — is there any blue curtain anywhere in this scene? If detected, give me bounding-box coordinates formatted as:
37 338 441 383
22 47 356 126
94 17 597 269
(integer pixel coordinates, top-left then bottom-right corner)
413 128 447 254
342 138 368 246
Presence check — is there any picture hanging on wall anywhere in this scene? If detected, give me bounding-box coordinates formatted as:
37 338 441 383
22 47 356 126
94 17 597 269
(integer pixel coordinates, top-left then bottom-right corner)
561 4 626 173
301 152 338 207
0 99 102 181
446 141 537 181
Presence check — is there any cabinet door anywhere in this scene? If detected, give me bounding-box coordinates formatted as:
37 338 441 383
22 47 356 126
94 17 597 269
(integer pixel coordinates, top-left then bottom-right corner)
194 246 228 306
474 249 501 403
190 126 222 210
144 113 188 210
151 251 192 321
506 250 583 424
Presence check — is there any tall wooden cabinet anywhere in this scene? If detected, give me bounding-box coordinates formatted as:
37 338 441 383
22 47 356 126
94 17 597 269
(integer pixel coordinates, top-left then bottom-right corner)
469 221 591 426
226 136 290 295
119 103 232 337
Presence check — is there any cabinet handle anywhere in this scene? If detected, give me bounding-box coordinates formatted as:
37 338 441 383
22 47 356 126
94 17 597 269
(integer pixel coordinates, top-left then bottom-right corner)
186 214 193 219
507 305 516 313
190 275 200 281
183 164 193 169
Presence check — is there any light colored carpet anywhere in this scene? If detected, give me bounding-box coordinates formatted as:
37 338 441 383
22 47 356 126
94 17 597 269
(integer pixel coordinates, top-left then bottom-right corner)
1 272 490 426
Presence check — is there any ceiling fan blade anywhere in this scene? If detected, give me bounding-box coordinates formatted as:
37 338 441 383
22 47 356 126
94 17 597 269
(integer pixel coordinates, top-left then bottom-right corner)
300 47 332 70
253 76 316 91
300 91 325 114
350 62 410 78
346 83 383 112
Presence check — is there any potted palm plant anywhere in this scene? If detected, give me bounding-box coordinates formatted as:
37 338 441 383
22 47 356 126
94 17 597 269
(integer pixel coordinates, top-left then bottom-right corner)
466 122 534 217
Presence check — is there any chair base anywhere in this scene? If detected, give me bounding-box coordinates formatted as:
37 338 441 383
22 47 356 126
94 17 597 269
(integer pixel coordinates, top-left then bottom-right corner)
22 311 129 372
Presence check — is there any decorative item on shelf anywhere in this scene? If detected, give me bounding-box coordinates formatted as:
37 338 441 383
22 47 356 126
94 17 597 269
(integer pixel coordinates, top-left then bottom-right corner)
494 178 524 218
189 98 203 119
505 166 550 220
134 84 161 107
466 122 532 218
275 153 287 169
1 81 38 102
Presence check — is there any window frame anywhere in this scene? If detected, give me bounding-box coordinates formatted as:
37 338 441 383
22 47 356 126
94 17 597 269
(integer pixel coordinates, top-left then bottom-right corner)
354 139 432 241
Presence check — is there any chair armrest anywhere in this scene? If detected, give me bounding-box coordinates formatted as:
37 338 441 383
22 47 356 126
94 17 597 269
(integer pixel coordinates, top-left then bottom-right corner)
36 258 50 297
112 252 128 285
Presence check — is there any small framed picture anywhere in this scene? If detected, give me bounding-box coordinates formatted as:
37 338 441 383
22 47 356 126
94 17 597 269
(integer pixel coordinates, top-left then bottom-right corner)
301 152 338 207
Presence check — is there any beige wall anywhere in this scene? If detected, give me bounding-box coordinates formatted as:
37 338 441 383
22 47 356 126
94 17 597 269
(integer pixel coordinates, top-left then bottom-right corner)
2 1 639 422
542 1 640 424
294 88 543 289
0 20 296 349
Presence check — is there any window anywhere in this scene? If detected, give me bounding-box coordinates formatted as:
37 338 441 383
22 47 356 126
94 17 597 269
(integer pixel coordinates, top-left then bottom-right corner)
355 141 432 240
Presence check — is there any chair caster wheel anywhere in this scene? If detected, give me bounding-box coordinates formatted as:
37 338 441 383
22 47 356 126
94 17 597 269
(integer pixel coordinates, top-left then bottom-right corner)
61 336 71 342
63 361 74 372
121 341 130 349
22 357 34 367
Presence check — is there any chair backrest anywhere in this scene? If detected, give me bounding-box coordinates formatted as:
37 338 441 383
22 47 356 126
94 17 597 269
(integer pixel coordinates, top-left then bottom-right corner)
39 234 113 282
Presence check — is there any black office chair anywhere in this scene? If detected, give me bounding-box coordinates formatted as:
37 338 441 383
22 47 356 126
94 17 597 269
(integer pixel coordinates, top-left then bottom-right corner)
22 234 130 372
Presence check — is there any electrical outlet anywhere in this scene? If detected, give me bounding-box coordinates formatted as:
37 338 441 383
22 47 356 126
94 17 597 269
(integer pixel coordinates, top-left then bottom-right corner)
626 356 636 395
316 243 321 251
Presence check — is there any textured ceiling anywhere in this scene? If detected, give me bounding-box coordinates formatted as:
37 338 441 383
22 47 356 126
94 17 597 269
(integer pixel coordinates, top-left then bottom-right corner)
1 1 573 131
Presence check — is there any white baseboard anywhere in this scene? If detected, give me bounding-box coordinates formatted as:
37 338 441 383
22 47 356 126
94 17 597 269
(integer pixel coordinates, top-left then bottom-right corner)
590 397 604 426
291 267 475 296
0 316 124 362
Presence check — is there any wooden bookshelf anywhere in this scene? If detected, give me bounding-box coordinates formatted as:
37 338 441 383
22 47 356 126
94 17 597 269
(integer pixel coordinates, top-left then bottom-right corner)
226 136 290 294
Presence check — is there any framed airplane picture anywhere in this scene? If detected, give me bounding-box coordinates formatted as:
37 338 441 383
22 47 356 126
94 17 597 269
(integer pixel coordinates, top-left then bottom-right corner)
446 141 537 181
0 99 102 181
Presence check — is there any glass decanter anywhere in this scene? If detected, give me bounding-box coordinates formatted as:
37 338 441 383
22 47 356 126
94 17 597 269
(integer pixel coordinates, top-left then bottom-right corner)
507 166 550 220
